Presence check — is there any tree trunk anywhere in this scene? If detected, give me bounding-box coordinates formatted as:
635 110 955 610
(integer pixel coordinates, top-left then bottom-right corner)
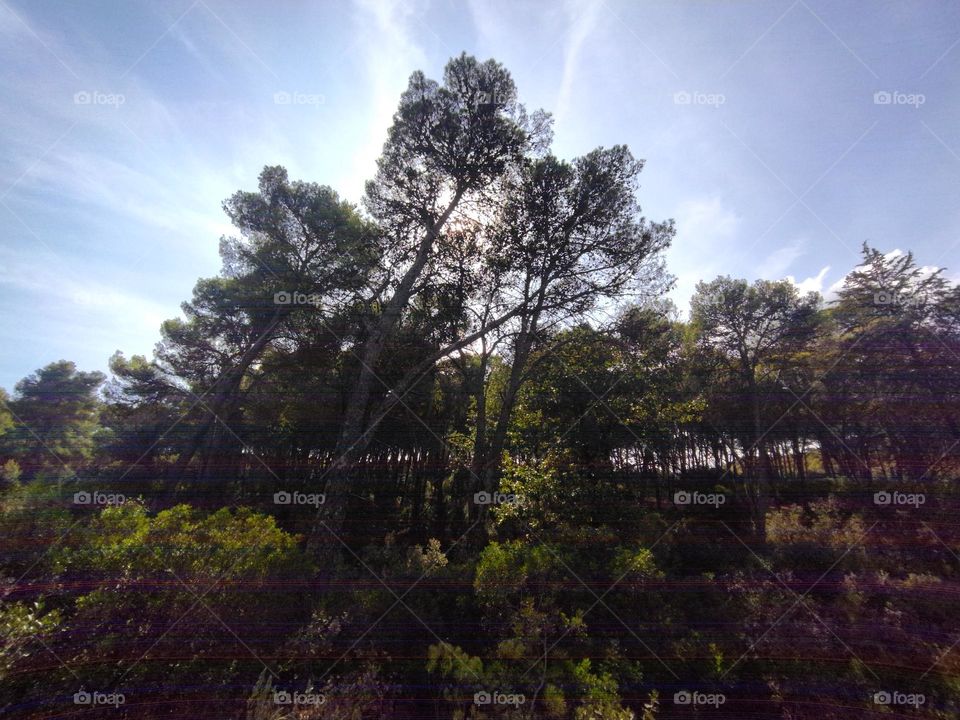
169 307 288 489
749 373 768 542
312 191 464 553
475 320 537 527
469 350 490 486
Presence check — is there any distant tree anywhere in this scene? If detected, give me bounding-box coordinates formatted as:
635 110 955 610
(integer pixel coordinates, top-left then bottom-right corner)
318 53 550 543
691 278 819 539
1 361 105 481
153 167 375 486
473 149 674 515
0 390 17 487
815 243 960 480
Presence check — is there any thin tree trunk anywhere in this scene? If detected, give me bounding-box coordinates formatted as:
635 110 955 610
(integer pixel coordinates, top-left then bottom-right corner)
169 306 288 487
312 191 464 552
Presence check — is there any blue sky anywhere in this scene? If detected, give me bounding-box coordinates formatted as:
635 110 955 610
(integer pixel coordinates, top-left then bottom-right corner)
1 0 959 391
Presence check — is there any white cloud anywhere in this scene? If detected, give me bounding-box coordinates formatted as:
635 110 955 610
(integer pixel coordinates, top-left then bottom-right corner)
340 0 428 201
667 195 742 313
0 244 170 316
820 247 950 301
786 265 830 295
555 0 602 126
756 238 805 279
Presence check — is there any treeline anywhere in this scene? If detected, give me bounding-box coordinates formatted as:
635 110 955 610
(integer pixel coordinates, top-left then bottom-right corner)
2 244 957 544
1 53 959 719
14 245 950 546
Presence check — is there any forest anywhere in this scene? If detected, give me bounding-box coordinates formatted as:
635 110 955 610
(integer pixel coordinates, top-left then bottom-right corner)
1 54 959 719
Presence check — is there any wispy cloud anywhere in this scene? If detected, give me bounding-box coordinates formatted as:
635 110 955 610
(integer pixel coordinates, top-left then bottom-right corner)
756 238 806 279
555 0 602 127
341 0 428 200
0 242 173 381
667 195 742 311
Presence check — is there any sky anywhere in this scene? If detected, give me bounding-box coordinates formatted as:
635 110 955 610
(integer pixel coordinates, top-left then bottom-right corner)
1 0 959 391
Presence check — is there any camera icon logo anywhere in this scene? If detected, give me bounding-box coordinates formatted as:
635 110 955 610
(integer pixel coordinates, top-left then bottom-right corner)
73 690 92 705
274 291 292 305
474 91 499 109
473 491 492 505
673 690 692 705
474 690 492 705
873 691 891 705
273 491 292 505
73 91 91 105
873 491 892 506
873 290 894 305
673 91 691 105
273 690 292 704
874 91 892 105
73 491 92 505
273 91 291 105
673 491 691 505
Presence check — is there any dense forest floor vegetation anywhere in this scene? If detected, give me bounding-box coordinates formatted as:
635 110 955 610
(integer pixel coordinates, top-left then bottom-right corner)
2 55 959 719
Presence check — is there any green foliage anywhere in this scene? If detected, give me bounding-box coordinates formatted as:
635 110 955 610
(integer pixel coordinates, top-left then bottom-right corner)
571 659 635 720
610 547 662 580
58 502 311 579
427 642 484 682
0 503 316 709
0 459 20 484
0 600 61 680
0 389 14 438
475 541 543 607
1 49 958 720
1 361 105 479
0 479 72 578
